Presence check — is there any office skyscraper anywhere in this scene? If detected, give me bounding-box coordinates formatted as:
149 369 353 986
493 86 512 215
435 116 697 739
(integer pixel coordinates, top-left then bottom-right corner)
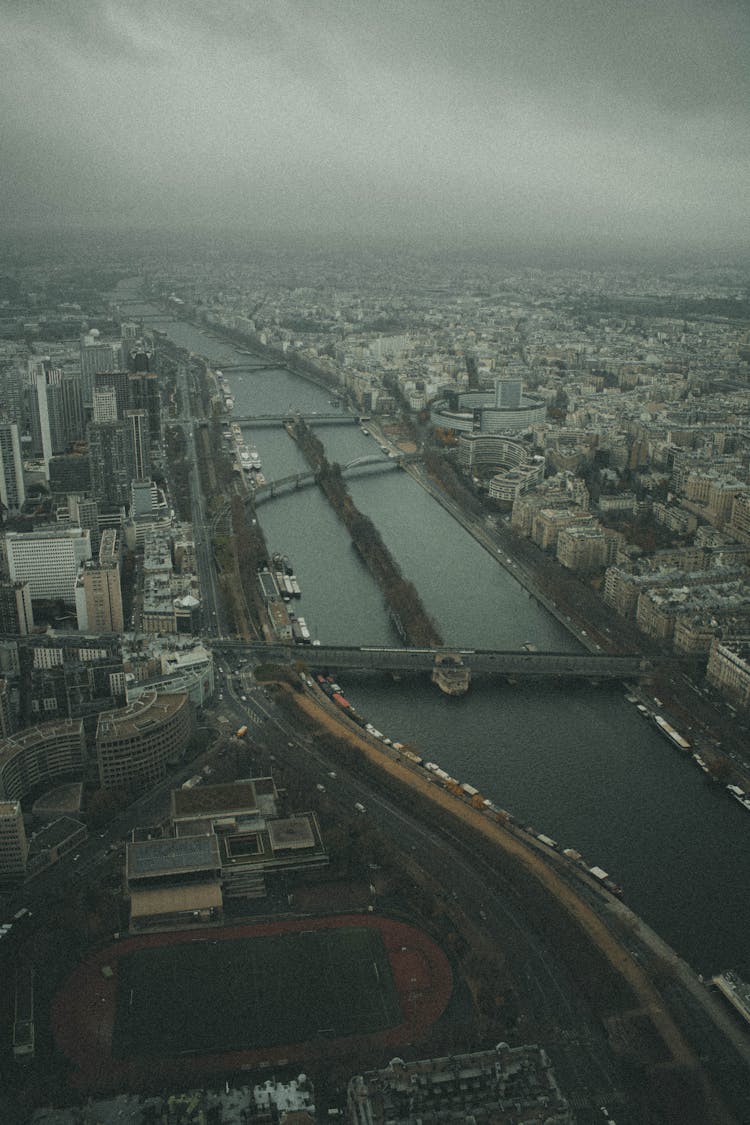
26 361 67 470
79 332 124 407
93 369 130 420
0 678 9 738
92 387 119 423
61 371 85 446
126 409 149 481
0 581 34 635
0 422 26 513
0 800 28 878
75 561 124 634
128 370 162 445
87 421 135 506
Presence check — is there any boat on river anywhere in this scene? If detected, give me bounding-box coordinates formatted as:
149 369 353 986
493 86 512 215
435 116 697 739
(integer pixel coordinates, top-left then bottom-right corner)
653 714 691 751
712 970 750 1026
726 784 750 812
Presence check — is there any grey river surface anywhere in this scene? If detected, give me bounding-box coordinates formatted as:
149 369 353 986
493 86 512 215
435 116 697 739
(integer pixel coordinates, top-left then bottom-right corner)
123 292 750 977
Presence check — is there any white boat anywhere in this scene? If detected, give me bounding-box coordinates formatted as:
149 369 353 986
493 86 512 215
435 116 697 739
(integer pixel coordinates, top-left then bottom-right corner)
653 714 691 751
726 784 750 810
712 971 750 1025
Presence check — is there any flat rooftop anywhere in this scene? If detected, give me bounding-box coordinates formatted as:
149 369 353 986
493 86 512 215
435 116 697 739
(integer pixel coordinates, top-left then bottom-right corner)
130 881 222 922
126 834 221 881
268 817 316 851
31 782 84 818
172 778 278 819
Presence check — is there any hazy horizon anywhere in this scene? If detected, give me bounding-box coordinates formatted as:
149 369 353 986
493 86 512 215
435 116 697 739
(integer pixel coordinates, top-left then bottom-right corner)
3 1 748 257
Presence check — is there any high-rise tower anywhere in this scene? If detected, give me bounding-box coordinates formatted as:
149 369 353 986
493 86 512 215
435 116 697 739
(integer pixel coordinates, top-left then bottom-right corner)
0 422 26 513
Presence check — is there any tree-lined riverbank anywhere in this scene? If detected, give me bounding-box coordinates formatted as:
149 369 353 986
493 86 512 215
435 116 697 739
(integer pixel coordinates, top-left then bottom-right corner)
291 419 443 647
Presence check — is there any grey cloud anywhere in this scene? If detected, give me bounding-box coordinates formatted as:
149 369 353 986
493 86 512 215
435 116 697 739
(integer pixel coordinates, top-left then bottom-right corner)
0 0 747 253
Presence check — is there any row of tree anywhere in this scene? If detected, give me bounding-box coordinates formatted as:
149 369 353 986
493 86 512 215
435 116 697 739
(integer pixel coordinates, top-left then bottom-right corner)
292 421 443 647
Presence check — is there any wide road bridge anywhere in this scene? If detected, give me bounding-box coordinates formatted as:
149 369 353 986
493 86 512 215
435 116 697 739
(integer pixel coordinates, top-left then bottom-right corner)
213 641 649 680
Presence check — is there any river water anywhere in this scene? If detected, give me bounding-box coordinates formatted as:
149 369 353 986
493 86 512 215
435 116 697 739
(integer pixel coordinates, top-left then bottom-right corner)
120 287 750 977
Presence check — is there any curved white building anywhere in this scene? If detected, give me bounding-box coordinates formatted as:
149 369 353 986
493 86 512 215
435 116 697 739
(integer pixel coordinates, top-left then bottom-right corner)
457 432 545 501
432 377 546 435
96 690 191 792
0 720 86 802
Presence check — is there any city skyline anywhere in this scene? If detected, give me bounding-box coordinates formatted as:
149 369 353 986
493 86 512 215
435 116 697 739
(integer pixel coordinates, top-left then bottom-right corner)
2 0 749 255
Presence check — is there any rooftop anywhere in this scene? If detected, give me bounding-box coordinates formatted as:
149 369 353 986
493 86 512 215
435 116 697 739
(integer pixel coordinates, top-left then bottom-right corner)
172 780 271 819
126 834 221 880
129 880 222 921
268 816 316 851
96 691 186 742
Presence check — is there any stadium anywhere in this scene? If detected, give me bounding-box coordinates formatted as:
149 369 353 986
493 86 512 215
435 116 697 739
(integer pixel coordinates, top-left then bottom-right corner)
51 914 452 1091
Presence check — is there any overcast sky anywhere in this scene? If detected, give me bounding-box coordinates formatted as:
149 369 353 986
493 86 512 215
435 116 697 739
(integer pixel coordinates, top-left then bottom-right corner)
2 0 748 255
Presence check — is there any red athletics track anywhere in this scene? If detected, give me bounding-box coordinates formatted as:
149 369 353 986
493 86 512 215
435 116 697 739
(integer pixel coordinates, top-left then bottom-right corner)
52 914 452 1092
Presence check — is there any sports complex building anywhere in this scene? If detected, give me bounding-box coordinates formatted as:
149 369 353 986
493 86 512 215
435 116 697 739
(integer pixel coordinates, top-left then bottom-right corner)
126 778 328 929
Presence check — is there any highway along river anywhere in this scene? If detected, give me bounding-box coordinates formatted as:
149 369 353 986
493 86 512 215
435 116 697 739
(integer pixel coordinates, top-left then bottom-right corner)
122 291 750 978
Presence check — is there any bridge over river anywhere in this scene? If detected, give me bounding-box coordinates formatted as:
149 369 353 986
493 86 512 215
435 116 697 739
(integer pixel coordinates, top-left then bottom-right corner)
216 362 287 373
231 412 359 427
252 453 418 503
213 641 649 680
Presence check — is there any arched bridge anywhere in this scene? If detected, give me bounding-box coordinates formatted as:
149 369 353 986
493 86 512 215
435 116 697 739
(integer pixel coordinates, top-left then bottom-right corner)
252 453 419 504
213 641 650 680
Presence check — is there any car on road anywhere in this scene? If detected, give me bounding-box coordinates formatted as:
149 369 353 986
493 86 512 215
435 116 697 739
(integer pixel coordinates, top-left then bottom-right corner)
354 802 366 813
328 771 337 778
316 783 326 792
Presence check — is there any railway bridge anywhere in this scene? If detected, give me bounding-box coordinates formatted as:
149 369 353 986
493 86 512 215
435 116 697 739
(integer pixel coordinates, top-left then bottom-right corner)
212 641 649 681
231 412 359 427
216 363 286 372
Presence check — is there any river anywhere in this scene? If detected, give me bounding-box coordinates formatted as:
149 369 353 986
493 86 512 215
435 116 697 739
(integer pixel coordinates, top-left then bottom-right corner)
118 284 750 978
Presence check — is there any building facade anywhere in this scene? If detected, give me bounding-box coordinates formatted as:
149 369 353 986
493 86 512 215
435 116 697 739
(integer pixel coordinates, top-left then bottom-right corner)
0 581 34 635
0 422 26 512
87 420 136 506
74 561 124 634
0 720 86 803
6 527 92 601
706 636 750 711
95 690 191 791
348 1044 572 1124
0 799 28 878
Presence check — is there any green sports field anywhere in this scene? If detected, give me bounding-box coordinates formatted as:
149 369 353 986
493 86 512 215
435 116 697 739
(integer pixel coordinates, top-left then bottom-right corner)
113 926 401 1057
